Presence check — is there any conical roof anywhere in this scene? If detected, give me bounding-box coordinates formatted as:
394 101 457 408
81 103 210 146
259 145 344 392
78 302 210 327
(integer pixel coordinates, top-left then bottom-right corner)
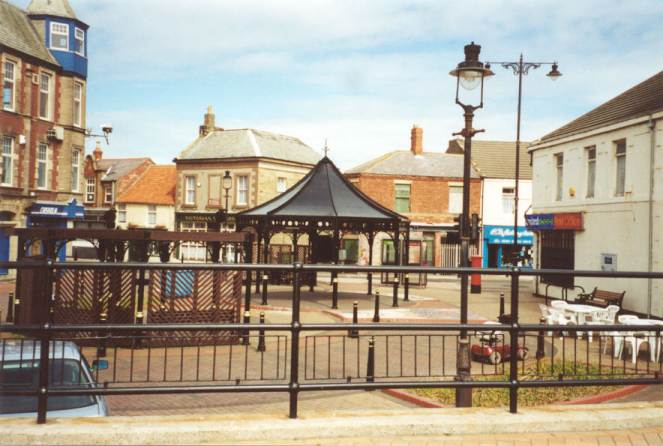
238 157 405 221
27 0 76 19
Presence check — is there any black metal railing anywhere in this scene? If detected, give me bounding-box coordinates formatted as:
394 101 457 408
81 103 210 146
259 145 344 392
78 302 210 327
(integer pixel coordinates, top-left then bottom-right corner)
2 260 663 423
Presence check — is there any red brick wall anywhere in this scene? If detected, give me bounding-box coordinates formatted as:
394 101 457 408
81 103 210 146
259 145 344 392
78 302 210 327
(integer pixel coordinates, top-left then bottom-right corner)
347 173 481 224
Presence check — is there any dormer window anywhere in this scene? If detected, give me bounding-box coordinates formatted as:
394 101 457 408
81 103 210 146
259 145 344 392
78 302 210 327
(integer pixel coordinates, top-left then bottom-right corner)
50 22 69 51
74 28 85 56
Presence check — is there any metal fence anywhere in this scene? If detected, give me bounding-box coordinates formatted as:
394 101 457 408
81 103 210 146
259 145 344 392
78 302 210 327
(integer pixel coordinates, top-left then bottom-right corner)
2 260 663 424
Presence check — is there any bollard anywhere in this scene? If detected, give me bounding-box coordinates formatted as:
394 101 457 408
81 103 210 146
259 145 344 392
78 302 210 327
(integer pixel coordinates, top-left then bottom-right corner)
257 312 266 352
366 336 375 388
499 292 505 319
242 310 251 345
7 292 14 323
372 290 380 323
392 276 399 308
261 274 269 305
332 274 339 309
536 317 546 359
348 301 359 338
404 274 410 302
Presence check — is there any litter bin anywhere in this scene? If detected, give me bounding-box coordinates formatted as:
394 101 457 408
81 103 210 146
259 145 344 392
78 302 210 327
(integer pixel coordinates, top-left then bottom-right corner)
471 255 482 294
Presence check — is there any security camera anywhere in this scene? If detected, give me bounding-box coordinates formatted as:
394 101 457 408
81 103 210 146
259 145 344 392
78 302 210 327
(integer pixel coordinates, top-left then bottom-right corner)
101 124 113 134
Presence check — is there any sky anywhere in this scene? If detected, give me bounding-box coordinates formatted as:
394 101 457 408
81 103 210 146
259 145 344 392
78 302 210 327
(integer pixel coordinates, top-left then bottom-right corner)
18 0 663 170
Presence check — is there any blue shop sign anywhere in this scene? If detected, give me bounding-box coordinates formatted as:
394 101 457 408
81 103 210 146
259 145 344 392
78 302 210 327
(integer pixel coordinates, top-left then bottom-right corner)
525 213 554 230
484 225 534 245
27 199 85 220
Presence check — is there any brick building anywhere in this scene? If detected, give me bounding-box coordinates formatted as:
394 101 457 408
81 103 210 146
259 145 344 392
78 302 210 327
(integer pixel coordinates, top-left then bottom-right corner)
173 107 322 260
345 126 481 267
0 0 89 268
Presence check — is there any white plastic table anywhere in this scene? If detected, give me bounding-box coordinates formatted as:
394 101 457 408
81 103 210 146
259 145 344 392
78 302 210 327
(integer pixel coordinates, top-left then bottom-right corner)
563 304 601 337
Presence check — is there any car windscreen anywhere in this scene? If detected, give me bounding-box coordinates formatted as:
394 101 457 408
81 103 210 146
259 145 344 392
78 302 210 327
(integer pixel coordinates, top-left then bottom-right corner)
0 359 96 414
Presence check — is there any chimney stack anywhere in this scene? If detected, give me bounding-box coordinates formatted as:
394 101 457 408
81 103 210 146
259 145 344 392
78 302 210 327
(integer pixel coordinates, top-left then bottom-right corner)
93 141 103 161
411 125 423 155
200 105 217 136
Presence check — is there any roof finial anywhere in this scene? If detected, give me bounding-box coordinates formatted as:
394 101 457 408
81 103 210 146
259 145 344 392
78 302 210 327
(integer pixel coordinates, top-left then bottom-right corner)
324 139 329 157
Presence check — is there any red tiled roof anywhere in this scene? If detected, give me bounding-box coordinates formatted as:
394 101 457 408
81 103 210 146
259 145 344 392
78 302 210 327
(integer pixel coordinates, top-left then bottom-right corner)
116 165 176 205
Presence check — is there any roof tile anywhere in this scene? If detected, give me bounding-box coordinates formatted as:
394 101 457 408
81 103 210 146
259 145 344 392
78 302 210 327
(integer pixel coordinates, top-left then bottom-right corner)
116 165 176 205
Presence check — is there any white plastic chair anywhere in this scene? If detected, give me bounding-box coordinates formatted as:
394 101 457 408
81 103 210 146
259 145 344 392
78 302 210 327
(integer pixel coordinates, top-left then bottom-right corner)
613 316 656 364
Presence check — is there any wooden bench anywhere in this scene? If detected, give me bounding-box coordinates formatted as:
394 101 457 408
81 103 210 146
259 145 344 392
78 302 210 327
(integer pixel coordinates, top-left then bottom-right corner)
576 287 625 308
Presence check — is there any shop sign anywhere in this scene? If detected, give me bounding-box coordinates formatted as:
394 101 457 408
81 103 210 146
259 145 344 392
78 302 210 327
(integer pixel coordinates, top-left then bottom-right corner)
178 212 216 224
27 199 84 220
526 212 583 230
484 225 534 245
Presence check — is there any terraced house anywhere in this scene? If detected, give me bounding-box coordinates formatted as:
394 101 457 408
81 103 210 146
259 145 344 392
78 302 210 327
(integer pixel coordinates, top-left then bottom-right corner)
173 107 321 260
0 0 89 270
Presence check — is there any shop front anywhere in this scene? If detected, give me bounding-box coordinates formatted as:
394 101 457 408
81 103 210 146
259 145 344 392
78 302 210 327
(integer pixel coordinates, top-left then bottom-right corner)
25 199 85 261
482 225 534 268
526 212 583 288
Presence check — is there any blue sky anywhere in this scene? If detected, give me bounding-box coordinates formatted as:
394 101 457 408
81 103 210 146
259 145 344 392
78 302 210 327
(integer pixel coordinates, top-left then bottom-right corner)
18 0 663 169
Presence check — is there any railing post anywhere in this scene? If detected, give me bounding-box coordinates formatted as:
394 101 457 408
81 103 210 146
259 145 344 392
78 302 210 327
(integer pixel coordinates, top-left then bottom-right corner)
509 267 520 414
257 311 266 352
242 310 251 345
372 290 380 323
349 301 359 338
261 274 269 305
289 262 303 419
403 273 410 302
499 292 505 320
366 336 375 388
392 276 399 308
6 292 14 323
536 317 546 359
37 258 54 424
331 273 339 309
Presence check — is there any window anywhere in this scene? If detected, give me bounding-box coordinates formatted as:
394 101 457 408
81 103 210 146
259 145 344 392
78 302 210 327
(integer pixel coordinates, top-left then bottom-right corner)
277 177 287 193
422 233 435 266
586 146 596 198
394 183 410 213
85 178 95 203
104 184 113 203
147 205 157 225
208 175 221 206
3 61 16 111
37 144 48 189
117 204 126 223
74 28 85 56
73 82 83 127
448 184 462 213
1 136 13 185
39 73 52 120
71 149 80 192
184 176 196 205
555 153 564 201
236 175 248 205
180 221 207 261
540 230 575 288
615 140 626 196
50 22 69 50
502 187 515 214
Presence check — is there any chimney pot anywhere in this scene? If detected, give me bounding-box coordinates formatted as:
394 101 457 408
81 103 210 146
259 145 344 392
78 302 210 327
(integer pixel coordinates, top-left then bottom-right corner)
411 125 423 155
93 141 103 161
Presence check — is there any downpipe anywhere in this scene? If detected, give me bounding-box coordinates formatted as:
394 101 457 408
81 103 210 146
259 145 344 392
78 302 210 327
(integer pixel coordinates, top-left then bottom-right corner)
647 117 657 317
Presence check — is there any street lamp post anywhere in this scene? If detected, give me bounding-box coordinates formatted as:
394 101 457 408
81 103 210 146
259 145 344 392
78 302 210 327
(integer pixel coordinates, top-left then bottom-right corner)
223 170 232 214
449 42 494 407
485 57 561 265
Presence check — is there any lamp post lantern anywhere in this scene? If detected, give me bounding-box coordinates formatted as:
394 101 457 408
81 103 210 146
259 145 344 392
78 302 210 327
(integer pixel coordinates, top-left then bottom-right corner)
484 56 560 266
223 170 232 214
449 41 493 408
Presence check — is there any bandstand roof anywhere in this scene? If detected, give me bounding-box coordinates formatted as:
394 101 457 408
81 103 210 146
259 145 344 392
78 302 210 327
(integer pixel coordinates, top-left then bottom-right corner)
237 157 406 228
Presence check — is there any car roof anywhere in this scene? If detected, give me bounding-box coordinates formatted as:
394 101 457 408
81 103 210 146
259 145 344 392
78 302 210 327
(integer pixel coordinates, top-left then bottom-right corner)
0 340 82 362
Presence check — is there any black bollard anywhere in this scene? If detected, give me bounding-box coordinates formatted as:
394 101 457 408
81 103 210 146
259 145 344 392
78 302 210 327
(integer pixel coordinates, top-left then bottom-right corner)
332 273 339 309
261 274 269 305
404 273 410 302
372 290 380 323
7 292 14 323
366 336 375 388
242 310 251 345
392 276 399 308
257 311 266 352
348 301 359 338
536 317 546 359
499 292 505 319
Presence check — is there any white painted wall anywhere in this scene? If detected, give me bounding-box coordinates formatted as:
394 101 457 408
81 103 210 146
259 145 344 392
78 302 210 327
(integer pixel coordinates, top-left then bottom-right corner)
116 204 175 231
481 178 532 227
530 112 663 315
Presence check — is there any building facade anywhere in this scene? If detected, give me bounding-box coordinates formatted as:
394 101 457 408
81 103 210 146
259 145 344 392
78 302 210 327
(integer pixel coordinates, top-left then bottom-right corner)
345 126 482 267
528 70 663 316
116 165 176 231
447 139 534 268
0 0 89 270
173 107 322 260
